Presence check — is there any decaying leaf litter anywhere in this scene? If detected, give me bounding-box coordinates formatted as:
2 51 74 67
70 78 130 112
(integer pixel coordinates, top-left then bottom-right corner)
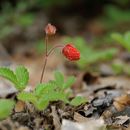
1 35 130 130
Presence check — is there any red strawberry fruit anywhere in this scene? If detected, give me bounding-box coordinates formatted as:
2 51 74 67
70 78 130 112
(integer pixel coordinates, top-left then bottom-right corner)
62 44 80 61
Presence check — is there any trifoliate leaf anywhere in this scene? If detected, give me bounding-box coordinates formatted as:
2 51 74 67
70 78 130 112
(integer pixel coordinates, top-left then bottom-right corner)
63 76 75 90
0 99 15 120
70 96 87 106
54 71 64 87
0 67 18 88
15 66 29 90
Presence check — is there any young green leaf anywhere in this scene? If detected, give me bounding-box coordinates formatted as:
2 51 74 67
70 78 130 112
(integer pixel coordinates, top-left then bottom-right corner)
54 71 64 87
111 32 130 52
0 67 18 87
63 76 75 90
0 99 15 120
70 96 87 106
49 92 69 103
17 91 37 105
36 92 69 110
37 98 49 111
15 66 29 90
40 91 69 103
35 83 55 97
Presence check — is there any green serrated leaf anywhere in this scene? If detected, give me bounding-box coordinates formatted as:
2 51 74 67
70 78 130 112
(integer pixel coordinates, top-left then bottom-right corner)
48 92 69 103
111 33 129 51
37 98 49 111
54 71 64 87
15 66 29 90
111 32 130 52
63 76 75 90
17 91 37 105
0 67 18 88
38 91 69 109
35 83 55 97
0 99 15 120
37 92 69 110
70 96 87 106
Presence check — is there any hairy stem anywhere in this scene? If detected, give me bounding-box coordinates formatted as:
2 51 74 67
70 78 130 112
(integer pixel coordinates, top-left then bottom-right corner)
40 35 64 83
40 56 47 83
45 35 48 56
47 45 64 56
40 35 48 83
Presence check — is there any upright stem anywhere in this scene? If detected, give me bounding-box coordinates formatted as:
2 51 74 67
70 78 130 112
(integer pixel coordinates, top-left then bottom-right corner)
45 35 48 56
40 35 48 83
40 56 47 83
40 35 63 83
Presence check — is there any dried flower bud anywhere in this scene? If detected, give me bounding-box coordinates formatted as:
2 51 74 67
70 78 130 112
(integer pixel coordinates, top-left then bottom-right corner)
62 44 80 61
45 23 56 35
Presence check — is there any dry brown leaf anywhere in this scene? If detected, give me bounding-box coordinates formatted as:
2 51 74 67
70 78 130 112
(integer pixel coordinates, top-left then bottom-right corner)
74 112 89 122
15 101 25 112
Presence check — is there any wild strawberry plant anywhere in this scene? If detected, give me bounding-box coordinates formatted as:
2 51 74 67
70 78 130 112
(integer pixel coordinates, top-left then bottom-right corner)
0 23 86 119
110 31 130 75
111 31 130 52
18 71 86 110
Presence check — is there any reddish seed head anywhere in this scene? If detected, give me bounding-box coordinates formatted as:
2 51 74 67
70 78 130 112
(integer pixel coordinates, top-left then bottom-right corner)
62 44 80 61
45 23 56 35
